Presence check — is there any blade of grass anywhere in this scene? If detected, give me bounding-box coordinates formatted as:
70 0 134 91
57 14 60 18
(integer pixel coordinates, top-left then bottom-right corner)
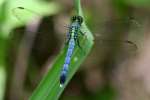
29 0 94 100
0 37 7 100
0 0 61 99
0 1 11 99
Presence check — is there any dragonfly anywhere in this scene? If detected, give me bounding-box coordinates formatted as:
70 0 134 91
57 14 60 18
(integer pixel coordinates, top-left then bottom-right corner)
12 7 139 87
60 16 84 87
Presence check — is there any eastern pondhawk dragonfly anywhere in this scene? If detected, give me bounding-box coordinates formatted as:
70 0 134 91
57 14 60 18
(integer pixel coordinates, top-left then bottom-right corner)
12 7 139 87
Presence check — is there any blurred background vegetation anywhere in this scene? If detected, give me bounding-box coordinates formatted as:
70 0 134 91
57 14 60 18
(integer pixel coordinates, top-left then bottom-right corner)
0 0 150 100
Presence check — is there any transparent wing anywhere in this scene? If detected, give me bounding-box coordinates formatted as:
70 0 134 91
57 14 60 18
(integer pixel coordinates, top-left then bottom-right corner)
13 7 72 39
12 6 60 54
92 17 140 55
12 7 139 55
12 7 43 26
94 36 137 57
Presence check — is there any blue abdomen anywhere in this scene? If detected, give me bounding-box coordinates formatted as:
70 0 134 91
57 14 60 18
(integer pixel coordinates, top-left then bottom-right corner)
60 38 75 86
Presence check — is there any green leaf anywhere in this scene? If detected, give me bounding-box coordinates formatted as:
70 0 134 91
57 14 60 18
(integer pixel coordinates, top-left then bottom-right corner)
0 0 60 99
2 0 61 36
125 0 150 7
0 66 6 100
30 0 94 100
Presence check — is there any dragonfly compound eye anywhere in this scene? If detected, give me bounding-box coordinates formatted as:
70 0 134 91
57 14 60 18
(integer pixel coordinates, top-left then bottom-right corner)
71 16 83 25
77 16 83 24
71 16 77 22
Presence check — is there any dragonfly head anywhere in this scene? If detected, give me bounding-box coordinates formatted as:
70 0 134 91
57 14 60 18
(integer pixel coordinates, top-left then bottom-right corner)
71 15 83 25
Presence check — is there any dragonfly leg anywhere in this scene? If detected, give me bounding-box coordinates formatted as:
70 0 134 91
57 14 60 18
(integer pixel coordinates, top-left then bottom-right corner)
76 39 82 49
79 30 84 36
74 32 82 48
79 30 87 41
74 36 86 55
64 25 71 29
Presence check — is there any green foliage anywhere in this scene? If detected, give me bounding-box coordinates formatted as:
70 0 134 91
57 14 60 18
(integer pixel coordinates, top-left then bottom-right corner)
0 0 146 100
5 0 60 34
0 0 60 99
96 85 117 100
29 0 94 100
125 0 150 7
